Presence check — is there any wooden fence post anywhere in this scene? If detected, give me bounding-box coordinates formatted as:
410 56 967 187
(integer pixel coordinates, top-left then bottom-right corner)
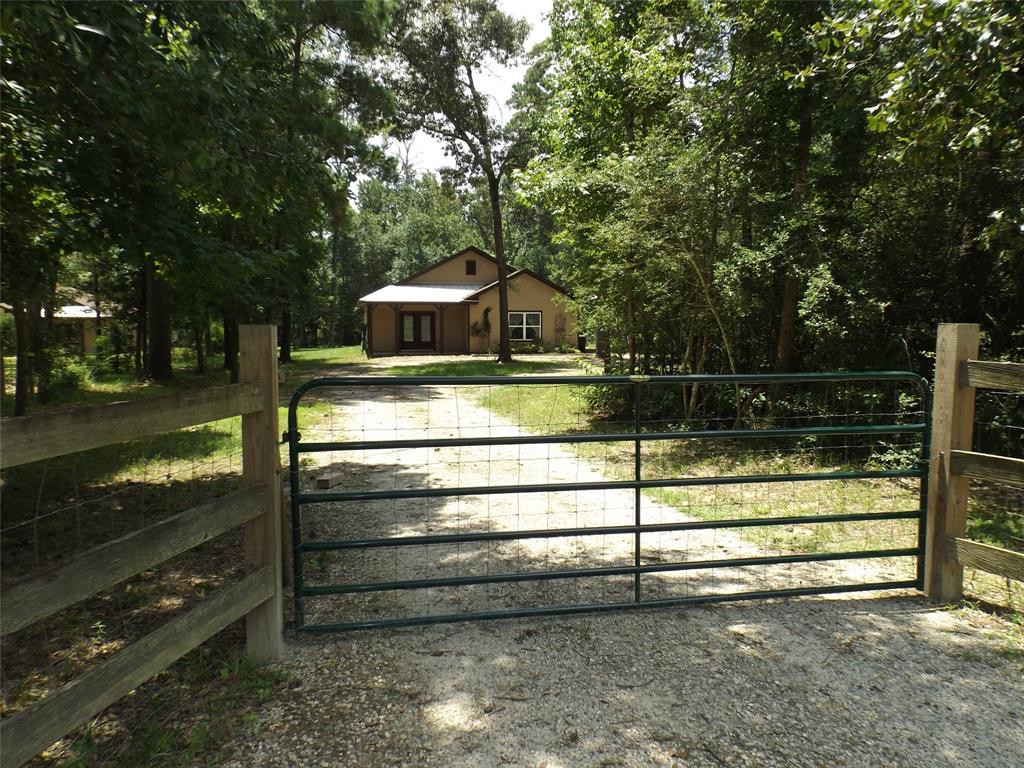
925 323 979 602
239 325 284 658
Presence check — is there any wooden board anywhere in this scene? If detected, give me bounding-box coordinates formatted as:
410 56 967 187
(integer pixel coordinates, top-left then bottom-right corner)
925 323 979 602
1 487 265 638
964 360 1024 392
239 325 284 660
0 567 275 768
950 450 1024 488
316 472 344 489
950 537 1024 583
0 383 262 470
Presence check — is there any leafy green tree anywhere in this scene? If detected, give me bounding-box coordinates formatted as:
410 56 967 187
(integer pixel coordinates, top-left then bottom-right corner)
390 0 530 362
519 0 1022 386
2 0 395 403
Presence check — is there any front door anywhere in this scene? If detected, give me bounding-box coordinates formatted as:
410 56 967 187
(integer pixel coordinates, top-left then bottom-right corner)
400 312 435 350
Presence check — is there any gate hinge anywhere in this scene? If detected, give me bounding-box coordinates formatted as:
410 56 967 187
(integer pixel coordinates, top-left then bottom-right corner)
281 430 300 444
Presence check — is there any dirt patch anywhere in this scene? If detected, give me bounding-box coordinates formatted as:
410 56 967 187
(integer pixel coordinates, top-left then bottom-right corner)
221 600 1022 767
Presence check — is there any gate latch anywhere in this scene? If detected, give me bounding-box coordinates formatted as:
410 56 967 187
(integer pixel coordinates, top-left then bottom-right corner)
281 430 300 444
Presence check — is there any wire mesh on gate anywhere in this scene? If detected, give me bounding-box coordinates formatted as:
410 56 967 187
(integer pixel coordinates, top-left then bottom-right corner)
287 373 929 632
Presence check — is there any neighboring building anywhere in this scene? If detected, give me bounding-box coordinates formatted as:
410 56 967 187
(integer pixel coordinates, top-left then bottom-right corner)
51 304 110 354
50 289 112 354
359 247 575 356
1 291 112 354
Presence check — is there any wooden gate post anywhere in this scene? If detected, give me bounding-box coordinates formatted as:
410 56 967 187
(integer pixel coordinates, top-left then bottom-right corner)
239 325 284 658
925 323 980 602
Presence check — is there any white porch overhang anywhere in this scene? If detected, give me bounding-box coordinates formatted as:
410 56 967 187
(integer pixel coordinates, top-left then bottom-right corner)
358 284 481 304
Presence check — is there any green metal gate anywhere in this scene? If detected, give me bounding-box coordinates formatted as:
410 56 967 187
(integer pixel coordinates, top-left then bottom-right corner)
286 372 929 632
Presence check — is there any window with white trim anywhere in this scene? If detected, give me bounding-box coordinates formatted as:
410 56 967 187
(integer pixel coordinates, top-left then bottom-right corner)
508 311 542 341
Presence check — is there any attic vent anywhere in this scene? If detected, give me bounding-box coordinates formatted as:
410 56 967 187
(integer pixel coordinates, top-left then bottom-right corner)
466 259 477 276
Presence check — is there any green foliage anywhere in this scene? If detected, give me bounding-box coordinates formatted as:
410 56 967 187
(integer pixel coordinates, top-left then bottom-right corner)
1 0 395 401
0 311 13 356
355 171 479 283
35 349 93 403
516 0 1023 378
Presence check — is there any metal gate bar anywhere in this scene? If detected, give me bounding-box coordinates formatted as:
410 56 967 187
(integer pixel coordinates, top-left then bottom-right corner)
287 372 930 632
300 509 924 551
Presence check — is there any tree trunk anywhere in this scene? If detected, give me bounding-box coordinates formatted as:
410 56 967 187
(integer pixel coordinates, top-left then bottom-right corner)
193 317 206 373
741 184 753 248
223 311 239 383
279 304 293 362
135 267 146 380
710 156 721 250
487 173 512 363
135 321 144 380
92 261 102 334
13 299 31 416
112 323 123 372
627 300 637 375
327 217 340 347
146 262 173 380
773 91 814 370
203 307 212 358
773 274 801 373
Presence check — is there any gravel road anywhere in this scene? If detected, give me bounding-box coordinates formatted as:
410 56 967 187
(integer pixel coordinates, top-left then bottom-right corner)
219 355 1023 767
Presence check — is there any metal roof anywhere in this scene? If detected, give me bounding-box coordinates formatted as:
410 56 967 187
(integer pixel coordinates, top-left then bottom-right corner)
358 284 483 304
51 305 113 319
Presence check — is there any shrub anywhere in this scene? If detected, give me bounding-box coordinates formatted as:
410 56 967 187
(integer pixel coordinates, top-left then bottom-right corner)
36 350 92 403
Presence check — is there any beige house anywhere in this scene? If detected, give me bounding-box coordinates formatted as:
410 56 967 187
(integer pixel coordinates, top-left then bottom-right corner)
359 247 575 356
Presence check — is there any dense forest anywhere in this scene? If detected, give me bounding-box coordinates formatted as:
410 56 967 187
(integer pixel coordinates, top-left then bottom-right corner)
2 0 1022 412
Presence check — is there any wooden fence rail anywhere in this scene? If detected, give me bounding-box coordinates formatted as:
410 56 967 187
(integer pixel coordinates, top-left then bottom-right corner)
0 382 262 470
925 323 1024 601
0 325 283 767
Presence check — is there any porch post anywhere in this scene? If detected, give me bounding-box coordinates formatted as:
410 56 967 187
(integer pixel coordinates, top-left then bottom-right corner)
390 304 401 353
437 304 446 354
365 304 374 358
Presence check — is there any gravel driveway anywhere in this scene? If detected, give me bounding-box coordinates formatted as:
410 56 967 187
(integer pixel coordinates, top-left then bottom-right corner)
220 356 1023 767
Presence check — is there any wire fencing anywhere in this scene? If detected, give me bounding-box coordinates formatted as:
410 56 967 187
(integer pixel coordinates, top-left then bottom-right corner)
965 388 1024 610
0 416 253 766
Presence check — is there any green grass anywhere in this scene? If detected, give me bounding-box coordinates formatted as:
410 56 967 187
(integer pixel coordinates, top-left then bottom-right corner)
384 358 571 377
1 345 368 416
60 640 285 768
0 346 350 577
287 345 366 366
471 378 922 557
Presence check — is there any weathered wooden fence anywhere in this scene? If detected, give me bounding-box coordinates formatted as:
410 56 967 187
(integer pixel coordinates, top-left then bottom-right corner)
925 323 1024 601
0 325 283 767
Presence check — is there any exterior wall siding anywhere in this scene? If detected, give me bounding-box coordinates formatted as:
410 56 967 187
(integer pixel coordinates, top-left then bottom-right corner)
368 304 396 354
467 273 576 353
367 303 472 355
442 305 468 352
405 250 498 286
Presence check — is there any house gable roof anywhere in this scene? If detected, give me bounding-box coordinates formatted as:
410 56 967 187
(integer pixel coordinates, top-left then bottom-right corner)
358 248 572 305
397 246 497 285
465 268 572 300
